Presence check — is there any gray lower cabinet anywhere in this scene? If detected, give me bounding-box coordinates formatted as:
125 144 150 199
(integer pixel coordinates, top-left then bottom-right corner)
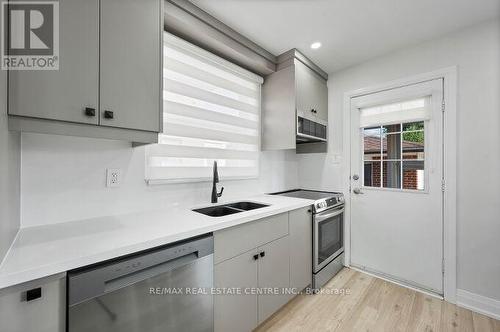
214 250 259 332
214 208 312 332
8 0 162 143
214 236 290 332
289 207 312 291
0 273 66 332
257 235 290 324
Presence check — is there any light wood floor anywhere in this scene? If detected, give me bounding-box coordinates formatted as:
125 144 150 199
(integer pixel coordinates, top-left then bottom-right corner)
255 268 500 332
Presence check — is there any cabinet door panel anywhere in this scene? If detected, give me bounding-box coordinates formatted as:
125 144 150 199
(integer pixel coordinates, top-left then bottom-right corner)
8 0 99 124
289 207 312 291
257 236 290 324
313 74 328 122
295 60 328 122
295 60 315 121
0 275 66 332
215 252 258 332
100 0 161 132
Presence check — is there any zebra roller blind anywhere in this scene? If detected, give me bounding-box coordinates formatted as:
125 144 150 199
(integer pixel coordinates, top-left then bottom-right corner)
146 33 263 184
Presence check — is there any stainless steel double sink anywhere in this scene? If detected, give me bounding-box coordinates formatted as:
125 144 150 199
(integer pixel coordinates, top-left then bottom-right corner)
193 201 269 217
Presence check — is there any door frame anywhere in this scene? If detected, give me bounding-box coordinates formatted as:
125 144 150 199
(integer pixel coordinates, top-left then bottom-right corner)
342 67 457 303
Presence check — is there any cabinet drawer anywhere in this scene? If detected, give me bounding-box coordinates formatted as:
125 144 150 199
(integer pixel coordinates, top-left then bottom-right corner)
214 213 288 264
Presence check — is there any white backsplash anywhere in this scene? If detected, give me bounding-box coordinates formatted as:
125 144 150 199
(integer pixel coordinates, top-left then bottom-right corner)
20 133 299 227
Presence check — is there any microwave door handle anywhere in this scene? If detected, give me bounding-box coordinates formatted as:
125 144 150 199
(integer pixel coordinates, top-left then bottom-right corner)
315 208 344 222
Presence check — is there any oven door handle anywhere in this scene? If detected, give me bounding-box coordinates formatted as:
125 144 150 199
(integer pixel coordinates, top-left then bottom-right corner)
315 207 344 222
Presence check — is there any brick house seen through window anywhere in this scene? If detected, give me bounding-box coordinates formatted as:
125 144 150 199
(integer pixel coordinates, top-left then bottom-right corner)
363 122 425 190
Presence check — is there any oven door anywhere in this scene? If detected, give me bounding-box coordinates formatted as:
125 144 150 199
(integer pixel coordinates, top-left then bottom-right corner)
313 206 344 273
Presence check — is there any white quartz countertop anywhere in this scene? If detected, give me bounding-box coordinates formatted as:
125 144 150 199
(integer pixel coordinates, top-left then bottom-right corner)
0 194 313 290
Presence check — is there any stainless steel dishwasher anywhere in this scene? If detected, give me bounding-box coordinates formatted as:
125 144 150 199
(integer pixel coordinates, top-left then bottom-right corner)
67 234 214 332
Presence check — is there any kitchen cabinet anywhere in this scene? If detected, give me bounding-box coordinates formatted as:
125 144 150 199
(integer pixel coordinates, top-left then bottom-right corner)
257 235 290 324
0 273 66 332
295 60 328 123
214 236 290 332
262 49 328 151
99 0 161 132
214 212 288 264
8 0 99 125
214 249 259 332
289 207 312 291
8 0 162 143
214 207 313 331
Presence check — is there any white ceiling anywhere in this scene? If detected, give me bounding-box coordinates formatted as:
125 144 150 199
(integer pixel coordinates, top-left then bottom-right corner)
191 0 500 73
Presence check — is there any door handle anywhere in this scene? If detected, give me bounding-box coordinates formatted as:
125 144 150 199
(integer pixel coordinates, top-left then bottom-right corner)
103 110 114 119
84 107 96 117
353 188 364 195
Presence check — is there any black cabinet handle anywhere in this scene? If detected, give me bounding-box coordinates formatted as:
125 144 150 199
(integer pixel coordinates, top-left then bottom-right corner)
253 254 259 260
104 110 114 119
84 107 96 117
259 251 265 258
26 287 42 302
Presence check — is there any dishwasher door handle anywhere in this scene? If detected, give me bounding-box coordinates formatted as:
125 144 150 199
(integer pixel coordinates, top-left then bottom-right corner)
104 252 198 294
68 235 214 307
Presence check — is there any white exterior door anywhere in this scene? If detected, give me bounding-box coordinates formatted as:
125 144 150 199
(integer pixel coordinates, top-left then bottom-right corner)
350 79 444 294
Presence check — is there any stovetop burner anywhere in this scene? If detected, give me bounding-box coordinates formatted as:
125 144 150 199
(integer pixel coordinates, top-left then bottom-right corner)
270 189 344 213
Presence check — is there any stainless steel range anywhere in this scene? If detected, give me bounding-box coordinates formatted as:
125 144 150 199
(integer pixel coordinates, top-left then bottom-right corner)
272 189 345 290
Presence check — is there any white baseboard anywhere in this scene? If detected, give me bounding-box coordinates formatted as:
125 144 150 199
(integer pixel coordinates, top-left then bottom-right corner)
456 289 500 320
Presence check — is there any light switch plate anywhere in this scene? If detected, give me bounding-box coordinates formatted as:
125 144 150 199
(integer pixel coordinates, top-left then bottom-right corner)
106 168 121 187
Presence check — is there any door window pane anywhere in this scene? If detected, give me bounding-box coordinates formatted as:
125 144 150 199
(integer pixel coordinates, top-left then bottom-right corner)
403 160 425 190
364 161 381 187
402 131 424 159
362 121 425 191
382 124 401 133
363 127 381 161
383 161 401 189
403 121 424 131
383 133 401 159
363 127 381 188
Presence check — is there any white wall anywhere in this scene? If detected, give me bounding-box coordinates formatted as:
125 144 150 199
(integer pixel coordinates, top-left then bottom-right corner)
298 19 500 303
20 133 298 226
0 70 21 260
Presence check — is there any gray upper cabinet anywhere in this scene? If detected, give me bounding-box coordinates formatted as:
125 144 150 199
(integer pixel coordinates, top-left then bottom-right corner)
8 0 99 125
262 49 328 151
100 0 161 132
8 0 162 143
296 60 328 122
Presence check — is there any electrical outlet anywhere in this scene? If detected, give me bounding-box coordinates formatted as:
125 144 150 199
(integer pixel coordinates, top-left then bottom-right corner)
106 168 121 188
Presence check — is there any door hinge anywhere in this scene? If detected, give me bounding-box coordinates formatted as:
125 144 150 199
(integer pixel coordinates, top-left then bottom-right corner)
442 258 445 274
441 179 446 192
441 100 446 112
